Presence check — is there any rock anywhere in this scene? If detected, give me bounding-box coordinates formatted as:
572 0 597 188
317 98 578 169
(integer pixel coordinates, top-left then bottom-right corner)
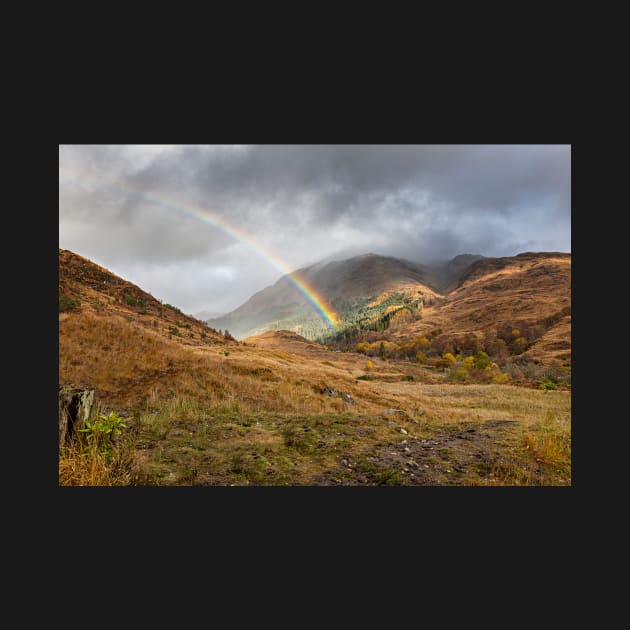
59 386 95 446
400 428 408 435
404 447 411 453
386 421 399 427
384 408 400 415
322 387 339 397
341 392 354 404
401 440 408 444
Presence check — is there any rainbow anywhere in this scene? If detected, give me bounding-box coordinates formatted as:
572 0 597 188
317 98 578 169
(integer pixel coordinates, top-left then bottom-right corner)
59 167 339 330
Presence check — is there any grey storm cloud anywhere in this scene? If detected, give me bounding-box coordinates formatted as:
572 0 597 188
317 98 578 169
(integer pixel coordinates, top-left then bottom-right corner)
59 144 570 314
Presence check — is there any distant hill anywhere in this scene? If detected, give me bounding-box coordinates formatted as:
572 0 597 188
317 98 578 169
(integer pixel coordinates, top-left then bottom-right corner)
208 253 443 340
209 250 570 365
386 252 571 365
194 309 226 321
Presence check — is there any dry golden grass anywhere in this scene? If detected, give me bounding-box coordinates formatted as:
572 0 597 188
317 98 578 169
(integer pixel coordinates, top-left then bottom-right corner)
392 253 571 364
372 381 571 425
59 439 136 486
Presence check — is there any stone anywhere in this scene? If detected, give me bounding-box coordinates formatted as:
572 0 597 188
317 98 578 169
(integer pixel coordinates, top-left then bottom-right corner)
322 387 339 397
400 428 408 435
341 392 354 404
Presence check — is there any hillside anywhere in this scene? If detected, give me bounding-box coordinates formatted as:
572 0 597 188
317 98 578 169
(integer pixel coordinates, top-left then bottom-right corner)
389 252 571 365
59 250 571 487
59 248 230 348
209 253 443 340
208 250 570 367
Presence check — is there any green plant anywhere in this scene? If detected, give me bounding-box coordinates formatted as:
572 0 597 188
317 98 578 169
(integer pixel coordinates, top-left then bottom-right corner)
78 411 127 460
224 350 231 356
403 374 414 381
59 295 81 312
473 351 491 370
539 378 557 391
168 325 181 336
124 295 138 307
356 374 373 381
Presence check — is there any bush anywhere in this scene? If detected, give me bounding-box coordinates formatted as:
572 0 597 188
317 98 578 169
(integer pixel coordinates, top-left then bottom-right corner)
403 374 414 381
59 295 80 312
77 411 127 461
473 351 491 370
415 351 427 364
510 336 528 354
356 374 373 381
124 295 138 307
168 325 181 336
539 378 557 391
449 367 470 382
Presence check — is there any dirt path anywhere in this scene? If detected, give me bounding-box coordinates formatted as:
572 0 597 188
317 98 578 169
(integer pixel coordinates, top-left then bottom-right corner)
314 419 564 485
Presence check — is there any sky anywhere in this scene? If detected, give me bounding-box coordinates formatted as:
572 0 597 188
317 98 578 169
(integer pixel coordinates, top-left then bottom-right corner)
59 144 571 315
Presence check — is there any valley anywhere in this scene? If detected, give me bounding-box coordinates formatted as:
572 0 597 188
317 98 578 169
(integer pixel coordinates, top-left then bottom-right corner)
58 248 571 486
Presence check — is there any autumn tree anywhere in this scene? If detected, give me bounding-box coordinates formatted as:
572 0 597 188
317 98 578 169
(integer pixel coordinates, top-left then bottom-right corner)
473 351 491 370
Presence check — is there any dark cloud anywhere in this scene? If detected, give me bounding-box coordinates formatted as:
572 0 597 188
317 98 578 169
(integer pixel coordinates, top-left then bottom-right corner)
59 144 570 313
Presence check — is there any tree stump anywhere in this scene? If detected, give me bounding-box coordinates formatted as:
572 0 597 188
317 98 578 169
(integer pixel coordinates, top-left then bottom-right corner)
59 386 95 446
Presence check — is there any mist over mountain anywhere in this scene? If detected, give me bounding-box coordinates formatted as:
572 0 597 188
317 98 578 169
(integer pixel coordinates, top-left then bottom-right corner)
207 252 487 339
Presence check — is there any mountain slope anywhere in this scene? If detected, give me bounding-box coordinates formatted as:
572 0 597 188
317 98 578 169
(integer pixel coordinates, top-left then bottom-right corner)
209 253 443 340
59 248 228 347
386 252 572 364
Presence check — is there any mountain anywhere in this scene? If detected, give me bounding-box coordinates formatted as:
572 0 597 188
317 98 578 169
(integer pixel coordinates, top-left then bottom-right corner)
194 309 226 321
208 253 443 340
379 251 571 365
210 250 571 366
432 254 486 292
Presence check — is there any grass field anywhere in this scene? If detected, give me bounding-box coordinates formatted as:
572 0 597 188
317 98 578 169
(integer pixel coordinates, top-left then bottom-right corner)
59 312 571 486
